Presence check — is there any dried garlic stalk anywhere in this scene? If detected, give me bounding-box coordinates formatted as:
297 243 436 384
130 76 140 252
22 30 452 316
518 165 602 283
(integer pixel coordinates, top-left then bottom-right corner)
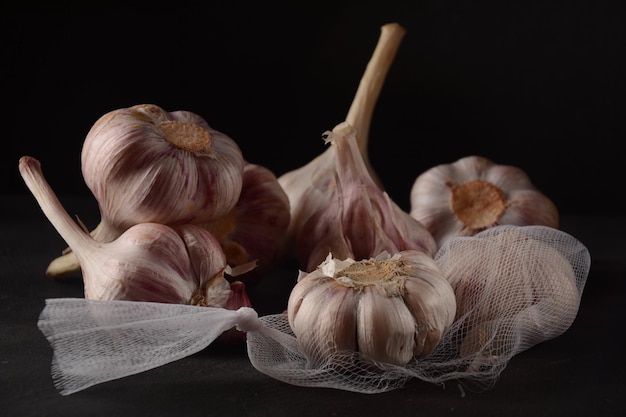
278 23 406 258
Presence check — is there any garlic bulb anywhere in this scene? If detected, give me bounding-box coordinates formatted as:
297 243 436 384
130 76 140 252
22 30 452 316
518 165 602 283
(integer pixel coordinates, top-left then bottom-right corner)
287 251 456 366
296 123 437 272
202 161 291 285
410 155 559 249
435 225 587 369
44 104 245 279
19 155 233 306
81 103 245 244
278 23 406 255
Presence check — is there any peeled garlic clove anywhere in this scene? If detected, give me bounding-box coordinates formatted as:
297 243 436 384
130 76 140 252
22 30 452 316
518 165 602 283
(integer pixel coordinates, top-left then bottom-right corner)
202 162 291 285
19 156 229 305
279 23 406 254
81 103 245 241
410 155 559 249
435 225 589 368
287 251 456 366
295 124 437 272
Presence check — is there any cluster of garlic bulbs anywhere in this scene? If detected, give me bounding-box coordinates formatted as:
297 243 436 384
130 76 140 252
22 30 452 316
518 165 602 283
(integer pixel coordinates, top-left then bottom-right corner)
21 104 291 330
22 21 588 383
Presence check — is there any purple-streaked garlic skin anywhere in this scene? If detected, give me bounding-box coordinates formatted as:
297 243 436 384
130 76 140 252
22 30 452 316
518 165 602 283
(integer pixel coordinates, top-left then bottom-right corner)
287 251 456 366
278 24 406 261
410 155 559 249
296 123 438 272
81 103 245 243
204 162 291 285
277 147 337 256
19 156 232 306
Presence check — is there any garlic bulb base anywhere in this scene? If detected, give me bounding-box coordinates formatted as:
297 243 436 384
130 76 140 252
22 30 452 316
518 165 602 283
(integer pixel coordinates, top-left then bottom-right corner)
159 120 212 153
450 179 507 229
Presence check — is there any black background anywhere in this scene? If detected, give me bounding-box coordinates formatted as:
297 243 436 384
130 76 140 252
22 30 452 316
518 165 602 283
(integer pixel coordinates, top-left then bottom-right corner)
2 0 624 215
1 2 626 416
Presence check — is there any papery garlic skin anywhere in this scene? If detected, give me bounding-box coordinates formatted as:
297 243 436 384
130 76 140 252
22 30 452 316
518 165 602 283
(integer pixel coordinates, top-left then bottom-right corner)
203 162 291 284
410 155 559 249
81 103 245 244
19 155 232 306
287 251 456 366
296 124 437 272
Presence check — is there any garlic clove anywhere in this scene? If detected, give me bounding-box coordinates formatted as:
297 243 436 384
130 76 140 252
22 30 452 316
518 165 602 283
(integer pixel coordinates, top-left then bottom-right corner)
410 155 560 249
295 124 438 272
356 285 417 365
287 251 456 366
278 23 406 255
399 251 457 355
19 155 229 306
288 278 359 365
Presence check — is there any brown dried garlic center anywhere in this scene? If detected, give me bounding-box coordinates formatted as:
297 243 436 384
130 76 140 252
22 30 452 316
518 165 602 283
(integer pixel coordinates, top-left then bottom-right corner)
336 258 407 296
160 121 212 152
450 179 507 229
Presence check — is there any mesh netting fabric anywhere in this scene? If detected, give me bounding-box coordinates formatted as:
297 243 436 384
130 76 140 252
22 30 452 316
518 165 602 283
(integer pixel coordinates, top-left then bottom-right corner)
38 225 590 395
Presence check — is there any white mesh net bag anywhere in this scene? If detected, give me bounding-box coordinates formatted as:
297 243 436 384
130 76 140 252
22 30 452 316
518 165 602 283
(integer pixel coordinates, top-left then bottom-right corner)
38 225 590 395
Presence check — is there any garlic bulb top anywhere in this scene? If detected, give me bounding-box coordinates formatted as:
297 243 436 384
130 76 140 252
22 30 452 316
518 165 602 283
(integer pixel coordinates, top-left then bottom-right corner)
81 104 245 243
296 123 438 272
19 156 233 307
410 155 559 249
278 23 406 255
287 251 457 366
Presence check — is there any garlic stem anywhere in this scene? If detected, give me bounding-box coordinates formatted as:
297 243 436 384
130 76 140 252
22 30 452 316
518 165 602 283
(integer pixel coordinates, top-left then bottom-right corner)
19 156 94 252
344 23 406 158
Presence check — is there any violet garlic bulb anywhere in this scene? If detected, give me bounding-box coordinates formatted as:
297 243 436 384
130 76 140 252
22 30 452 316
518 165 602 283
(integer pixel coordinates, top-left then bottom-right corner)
202 162 291 285
44 104 245 279
278 23 406 256
296 123 437 272
19 156 234 306
81 103 245 244
287 251 456 366
410 155 559 249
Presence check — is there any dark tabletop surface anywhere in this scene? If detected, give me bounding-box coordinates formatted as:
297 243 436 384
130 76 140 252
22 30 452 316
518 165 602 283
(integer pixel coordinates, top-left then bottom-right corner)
1 194 624 417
